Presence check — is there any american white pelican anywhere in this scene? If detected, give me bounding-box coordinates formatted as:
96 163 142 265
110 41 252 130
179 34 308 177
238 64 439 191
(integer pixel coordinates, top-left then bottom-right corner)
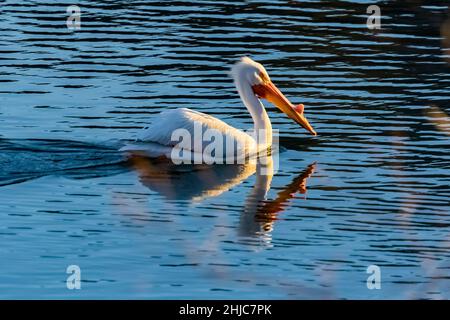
121 57 316 160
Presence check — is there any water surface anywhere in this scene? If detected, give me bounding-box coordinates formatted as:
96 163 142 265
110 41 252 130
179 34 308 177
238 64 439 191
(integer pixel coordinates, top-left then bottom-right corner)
0 0 449 299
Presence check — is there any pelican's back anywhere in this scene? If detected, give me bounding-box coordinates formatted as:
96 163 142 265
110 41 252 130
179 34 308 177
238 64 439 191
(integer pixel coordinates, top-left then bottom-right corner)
137 108 256 159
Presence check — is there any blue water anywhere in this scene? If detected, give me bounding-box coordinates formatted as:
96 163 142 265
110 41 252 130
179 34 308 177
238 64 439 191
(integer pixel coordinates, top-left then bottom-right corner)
0 0 449 299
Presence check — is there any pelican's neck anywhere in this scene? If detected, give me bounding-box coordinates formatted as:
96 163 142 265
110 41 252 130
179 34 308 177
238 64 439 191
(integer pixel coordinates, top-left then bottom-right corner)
235 77 272 148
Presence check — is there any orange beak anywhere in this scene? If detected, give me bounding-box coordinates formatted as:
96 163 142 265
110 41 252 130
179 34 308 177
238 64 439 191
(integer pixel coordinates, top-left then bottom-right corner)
252 81 316 136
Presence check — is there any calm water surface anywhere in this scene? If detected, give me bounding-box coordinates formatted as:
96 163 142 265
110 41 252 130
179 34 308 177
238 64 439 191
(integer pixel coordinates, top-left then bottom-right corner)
0 0 449 299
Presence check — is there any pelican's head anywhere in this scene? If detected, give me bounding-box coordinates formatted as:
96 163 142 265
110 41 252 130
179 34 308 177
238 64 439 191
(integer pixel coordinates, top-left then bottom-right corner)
231 57 316 136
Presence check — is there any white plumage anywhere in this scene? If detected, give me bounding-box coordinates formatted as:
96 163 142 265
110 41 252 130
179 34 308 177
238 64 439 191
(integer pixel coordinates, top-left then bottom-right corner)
120 57 316 161
137 108 255 152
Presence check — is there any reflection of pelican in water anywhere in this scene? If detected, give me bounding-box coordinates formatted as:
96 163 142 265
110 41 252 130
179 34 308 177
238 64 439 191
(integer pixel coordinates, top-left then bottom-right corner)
240 162 316 243
129 153 256 202
128 151 316 242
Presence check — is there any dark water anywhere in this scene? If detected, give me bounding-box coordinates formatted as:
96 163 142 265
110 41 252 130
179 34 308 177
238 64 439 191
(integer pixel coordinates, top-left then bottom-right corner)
0 0 449 299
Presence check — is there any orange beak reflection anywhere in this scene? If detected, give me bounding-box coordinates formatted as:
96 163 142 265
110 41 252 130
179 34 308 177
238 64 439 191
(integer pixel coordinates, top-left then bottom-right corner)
252 81 316 136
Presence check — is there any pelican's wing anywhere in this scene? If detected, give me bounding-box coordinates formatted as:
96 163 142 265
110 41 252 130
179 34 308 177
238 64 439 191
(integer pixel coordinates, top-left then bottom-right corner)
137 108 256 155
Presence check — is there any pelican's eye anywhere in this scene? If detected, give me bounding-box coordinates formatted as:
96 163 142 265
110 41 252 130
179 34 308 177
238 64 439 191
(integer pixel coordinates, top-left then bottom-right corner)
259 71 271 83
253 72 263 85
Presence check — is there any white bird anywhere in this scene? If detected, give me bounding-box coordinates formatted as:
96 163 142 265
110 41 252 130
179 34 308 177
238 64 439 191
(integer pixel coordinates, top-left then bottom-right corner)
120 57 316 161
